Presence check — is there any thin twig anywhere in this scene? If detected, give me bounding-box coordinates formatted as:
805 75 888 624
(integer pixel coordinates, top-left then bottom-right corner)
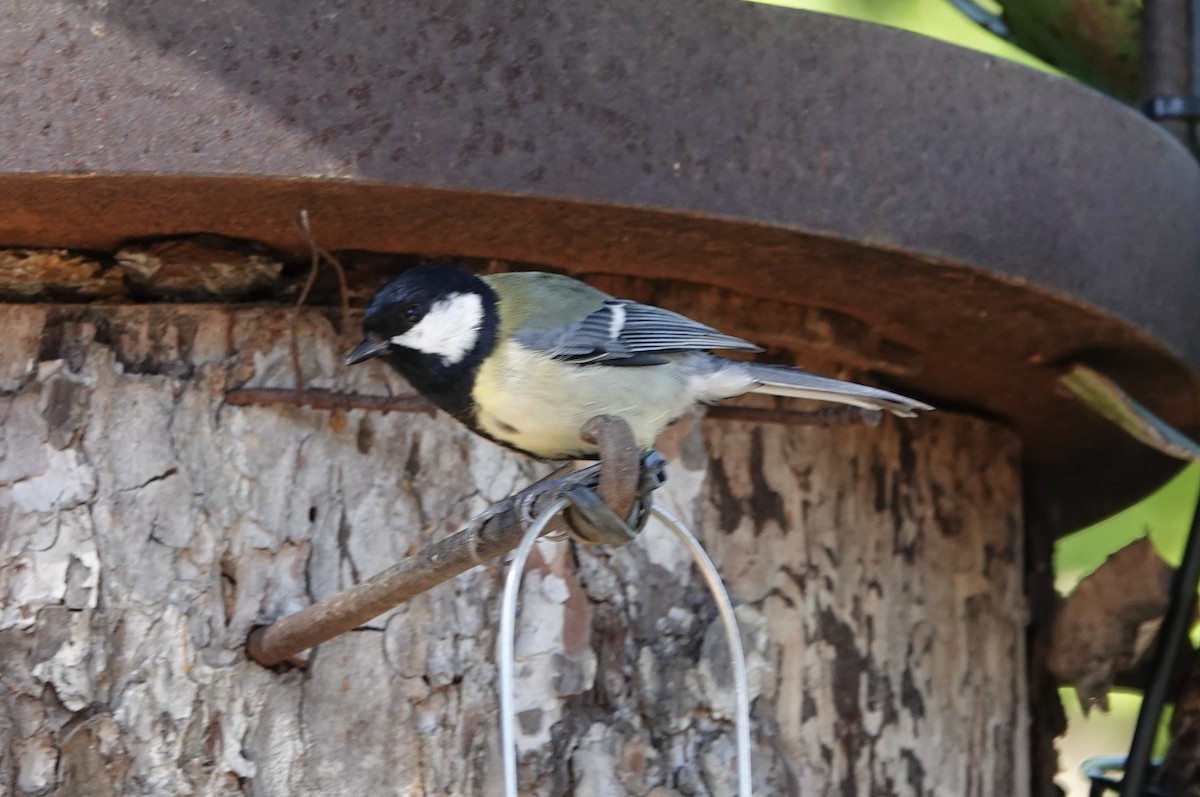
295 209 352 334
317 246 351 336
289 210 323 390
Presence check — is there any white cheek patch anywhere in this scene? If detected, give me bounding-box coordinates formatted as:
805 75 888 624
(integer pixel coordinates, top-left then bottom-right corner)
391 292 484 364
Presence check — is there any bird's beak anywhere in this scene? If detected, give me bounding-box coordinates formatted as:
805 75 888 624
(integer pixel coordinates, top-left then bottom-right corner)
344 337 390 366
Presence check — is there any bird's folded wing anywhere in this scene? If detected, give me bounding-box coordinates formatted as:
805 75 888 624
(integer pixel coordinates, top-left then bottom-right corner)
513 299 762 366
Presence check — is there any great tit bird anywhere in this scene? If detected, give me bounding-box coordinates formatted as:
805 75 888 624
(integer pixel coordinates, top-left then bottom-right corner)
346 265 930 460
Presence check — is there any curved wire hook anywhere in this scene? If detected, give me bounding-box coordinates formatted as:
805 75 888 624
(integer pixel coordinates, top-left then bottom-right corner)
498 496 569 797
652 503 753 797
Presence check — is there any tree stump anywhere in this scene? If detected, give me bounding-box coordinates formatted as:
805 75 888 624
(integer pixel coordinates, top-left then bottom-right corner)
0 303 1026 796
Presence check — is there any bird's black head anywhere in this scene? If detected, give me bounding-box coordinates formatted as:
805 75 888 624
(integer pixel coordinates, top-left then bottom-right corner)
345 265 497 369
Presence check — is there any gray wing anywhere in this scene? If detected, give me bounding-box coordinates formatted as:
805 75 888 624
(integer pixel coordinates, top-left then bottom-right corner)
513 299 762 366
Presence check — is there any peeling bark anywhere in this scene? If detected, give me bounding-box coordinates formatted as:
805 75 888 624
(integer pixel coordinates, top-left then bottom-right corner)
1047 538 1172 711
0 303 1027 796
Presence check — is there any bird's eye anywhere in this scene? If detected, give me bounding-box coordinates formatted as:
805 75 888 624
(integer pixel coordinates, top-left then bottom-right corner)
403 304 423 323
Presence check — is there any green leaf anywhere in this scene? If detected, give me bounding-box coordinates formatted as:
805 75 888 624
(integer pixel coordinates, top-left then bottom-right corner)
1061 365 1200 463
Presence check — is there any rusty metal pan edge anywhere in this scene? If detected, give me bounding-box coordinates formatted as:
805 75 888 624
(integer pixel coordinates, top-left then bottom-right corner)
1 168 1196 373
1 0 1197 364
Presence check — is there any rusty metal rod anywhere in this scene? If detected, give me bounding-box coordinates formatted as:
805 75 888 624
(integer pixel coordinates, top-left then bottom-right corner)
705 403 881 427
247 464 594 666
225 388 434 415
580 414 640 520
245 415 650 667
241 399 861 665
226 388 882 428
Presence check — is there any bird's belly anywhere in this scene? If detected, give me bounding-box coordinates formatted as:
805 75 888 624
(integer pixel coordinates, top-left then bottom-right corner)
471 343 693 458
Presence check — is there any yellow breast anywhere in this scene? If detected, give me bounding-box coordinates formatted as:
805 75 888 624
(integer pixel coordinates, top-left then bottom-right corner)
471 341 693 458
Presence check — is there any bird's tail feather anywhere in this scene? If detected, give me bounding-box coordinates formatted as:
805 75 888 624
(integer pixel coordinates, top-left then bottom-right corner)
744 363 931 418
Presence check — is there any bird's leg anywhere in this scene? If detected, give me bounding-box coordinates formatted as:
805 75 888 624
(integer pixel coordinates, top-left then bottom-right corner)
467 463 577 559
465 419 661 553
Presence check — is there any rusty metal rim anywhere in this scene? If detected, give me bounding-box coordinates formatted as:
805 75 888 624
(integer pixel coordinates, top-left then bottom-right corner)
1 171 1196 536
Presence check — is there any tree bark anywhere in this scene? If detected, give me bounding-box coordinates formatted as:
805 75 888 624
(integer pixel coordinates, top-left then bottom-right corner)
0 303 1027 796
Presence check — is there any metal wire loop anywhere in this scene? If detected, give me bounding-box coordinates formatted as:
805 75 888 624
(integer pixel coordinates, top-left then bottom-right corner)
498 499 753 797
